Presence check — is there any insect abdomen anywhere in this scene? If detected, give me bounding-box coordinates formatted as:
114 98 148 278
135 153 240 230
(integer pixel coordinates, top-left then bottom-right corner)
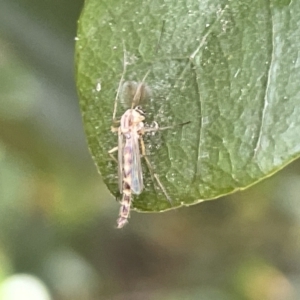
117 187 131 228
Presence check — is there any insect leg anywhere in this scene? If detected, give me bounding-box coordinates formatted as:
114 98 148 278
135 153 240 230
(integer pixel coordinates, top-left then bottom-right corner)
111 126 119 133
108 146 118 163
139 137 173 205
142 121 191 133
112 41 127 122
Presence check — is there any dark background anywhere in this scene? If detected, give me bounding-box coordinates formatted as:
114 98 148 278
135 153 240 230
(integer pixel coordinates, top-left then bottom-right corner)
0 1 299 299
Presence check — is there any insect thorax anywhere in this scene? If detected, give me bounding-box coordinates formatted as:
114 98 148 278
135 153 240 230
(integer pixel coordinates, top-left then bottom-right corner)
120 108 145 132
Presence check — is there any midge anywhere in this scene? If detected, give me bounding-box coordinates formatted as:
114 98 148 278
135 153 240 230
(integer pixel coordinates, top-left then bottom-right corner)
109 30 189 228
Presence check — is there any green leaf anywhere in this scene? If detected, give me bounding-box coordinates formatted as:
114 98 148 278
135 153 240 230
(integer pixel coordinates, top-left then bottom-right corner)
76 0 300 212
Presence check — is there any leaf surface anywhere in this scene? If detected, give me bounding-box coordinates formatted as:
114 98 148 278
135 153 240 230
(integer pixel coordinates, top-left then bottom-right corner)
76 0 300 212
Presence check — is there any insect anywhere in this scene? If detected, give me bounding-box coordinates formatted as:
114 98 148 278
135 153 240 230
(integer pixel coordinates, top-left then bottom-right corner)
109 27 190 229
109 105 146 228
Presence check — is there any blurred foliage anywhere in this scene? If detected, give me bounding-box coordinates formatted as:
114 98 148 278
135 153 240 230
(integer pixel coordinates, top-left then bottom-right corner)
0 0 300 300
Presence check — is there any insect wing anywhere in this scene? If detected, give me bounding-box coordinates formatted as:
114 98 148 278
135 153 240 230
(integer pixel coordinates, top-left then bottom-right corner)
131 133 143 194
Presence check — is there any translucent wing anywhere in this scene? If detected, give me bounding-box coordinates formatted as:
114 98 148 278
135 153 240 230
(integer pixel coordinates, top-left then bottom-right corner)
131 133 143 195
